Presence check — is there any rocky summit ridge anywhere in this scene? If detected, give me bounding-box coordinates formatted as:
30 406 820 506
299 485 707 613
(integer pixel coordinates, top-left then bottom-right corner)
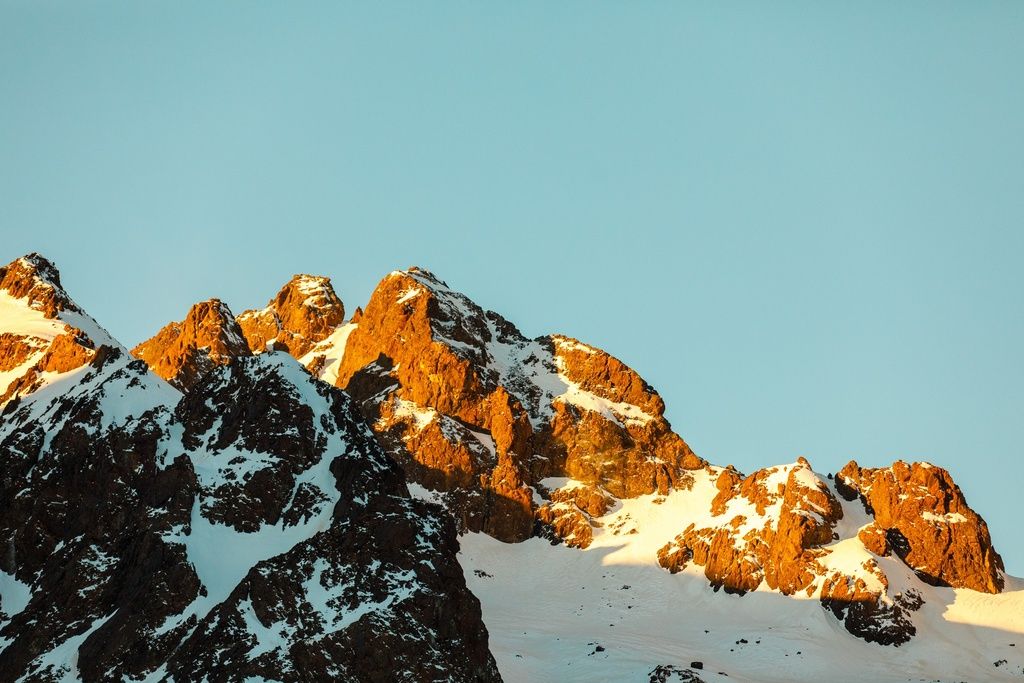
1 253 1020 683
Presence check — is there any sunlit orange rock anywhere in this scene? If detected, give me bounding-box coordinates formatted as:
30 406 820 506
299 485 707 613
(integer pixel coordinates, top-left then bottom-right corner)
836 460 1004 593
237 274 345 357
132 299 251 391
331 268 704 542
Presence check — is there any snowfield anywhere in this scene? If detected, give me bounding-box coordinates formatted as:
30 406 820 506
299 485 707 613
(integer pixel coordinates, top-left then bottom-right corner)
459 472 1024 683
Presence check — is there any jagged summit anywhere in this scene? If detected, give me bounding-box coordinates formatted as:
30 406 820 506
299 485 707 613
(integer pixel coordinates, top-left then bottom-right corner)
836 459 1004 593
280 266 702 540
131 298 250 391
0 253 74 316
237 273 345 357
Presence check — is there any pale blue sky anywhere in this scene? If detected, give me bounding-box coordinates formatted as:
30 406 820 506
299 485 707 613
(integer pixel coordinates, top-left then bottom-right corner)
2 2 1022 571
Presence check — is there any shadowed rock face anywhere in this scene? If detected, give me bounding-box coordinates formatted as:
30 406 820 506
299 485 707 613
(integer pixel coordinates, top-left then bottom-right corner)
0 258 500 681
238 274 345 357
131 299 252 391
836 460 1004 593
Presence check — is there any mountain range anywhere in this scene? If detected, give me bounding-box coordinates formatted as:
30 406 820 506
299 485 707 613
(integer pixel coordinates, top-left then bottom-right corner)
0 253 1020 682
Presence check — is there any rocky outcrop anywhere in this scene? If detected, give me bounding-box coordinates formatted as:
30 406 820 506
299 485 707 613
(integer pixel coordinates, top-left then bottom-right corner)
0 254 116 404
131 299 251 391
836 460 1004 593
132 267 703 545
0 348 197 681
237 274 345 357
657 459 842 595
656 459 927 645
819 571 923 646
535 482 616 549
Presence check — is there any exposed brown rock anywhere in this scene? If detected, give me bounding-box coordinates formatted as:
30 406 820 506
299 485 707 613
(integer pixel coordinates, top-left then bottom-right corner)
131 299 251 391
0 333 42 373
658 459 842 595
374 395 488 491
326 268 703 543
836 460 1004 593
0 253 78 318
536 483 616 549
711 467 742 516
38 331 94 374
858 523 890 556
237 274 345 357
657 458 927 644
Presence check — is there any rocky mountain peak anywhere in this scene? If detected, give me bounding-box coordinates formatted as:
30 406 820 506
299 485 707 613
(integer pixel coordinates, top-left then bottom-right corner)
4 255 1022 680
0 253 78 318
0 254 118 405
131 298 250 391
237 273 345 357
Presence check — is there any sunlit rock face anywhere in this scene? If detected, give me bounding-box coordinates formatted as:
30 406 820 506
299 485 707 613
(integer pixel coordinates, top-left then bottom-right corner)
300 267 705 543
237 274 346 358
652 454 1007 645
131 299 252 391
835 460 1004 593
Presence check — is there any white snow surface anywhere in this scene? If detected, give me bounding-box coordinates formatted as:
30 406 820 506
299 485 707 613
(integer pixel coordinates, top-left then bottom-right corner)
297 321 357 386
460 467 1024 682
0 570 32 633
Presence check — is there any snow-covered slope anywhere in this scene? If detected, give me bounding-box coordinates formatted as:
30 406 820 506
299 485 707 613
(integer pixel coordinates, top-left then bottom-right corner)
458 468 1024 682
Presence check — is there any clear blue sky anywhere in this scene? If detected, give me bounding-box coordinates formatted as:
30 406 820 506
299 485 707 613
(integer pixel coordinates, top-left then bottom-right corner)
2 2 1022 572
